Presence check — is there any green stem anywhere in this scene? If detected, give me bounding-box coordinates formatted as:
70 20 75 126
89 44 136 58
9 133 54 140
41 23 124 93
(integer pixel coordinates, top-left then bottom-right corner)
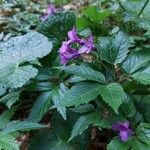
138 0 149 16
117 0 126 11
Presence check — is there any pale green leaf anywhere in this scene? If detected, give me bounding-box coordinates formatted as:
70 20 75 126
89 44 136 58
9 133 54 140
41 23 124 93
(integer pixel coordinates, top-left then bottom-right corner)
97 32 129 64
69 111 100 141
0 32 53 95
55 82 101 107
131 67 150 85
28 92 53 122
122 51 150 74
0 107 16 129
1 121 47 134
0 133 19 150
57 65 105 83
99 83 125 113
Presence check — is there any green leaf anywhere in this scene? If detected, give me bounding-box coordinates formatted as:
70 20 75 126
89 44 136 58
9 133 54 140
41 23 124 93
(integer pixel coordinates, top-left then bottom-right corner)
0 133 19 150
37 11 76 42
131 138 150 150
29 131 58 150
1 121 47 134
107 137 131 150
55 82 101 107
0 91 20 108
131 66 150 85
119 99 136 118
136 123 150 146
122 51 150 74
52 84 67 120
69 111 100 141
83 6 111 24
28 92 53 122
0 32 53 95
0 107 16 129
57 65 105 83
99 83 125 113
97 32 129 64
123 0 150 30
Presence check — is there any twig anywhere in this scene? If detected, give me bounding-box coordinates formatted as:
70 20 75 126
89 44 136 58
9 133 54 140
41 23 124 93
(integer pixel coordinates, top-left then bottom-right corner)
138 0 149 16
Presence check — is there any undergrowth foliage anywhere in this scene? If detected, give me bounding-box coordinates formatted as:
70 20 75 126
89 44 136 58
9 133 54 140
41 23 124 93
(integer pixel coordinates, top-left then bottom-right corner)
0 0 150 149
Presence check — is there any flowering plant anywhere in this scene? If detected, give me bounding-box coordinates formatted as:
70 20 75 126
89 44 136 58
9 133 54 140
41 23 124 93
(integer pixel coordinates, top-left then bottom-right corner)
0 0 150 150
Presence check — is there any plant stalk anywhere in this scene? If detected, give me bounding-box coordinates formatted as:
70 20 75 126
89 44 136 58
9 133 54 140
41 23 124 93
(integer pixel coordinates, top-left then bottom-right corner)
138 0 149 16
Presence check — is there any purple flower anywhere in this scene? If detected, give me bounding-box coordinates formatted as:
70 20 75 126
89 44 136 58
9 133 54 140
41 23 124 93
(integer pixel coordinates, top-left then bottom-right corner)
78 36 95 54
41 5 57 21
112 122 134 142
59 27 95 65
67 27 82 44
60 42 79 65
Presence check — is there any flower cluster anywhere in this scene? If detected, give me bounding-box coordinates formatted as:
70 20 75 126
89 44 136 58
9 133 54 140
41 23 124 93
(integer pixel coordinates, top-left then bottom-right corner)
112 122 134 142
41 5 57 21
59 27 95 65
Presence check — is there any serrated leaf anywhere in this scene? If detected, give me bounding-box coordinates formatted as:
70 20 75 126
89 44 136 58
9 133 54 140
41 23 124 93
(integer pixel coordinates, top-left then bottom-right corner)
69 111 100 141
0 133 19 150
37 11 76 42
99 83 125 113
119 99 136 118
0 91 21 108
0 32 53 95
0 107 16 129
28 92 53 122
1 121 47 134
52 84 67 120
123 0 150 30
122 51 150 74
55 82 101 107
83 6 111 24
131 138 150 150
57 65 105 83
107 137 131 150
136 123 150 146
131 66 150 85
97 32 129 64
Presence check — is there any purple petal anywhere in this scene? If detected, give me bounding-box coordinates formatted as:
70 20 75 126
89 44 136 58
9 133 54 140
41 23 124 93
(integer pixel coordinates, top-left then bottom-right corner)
78 46 88 54
41 4 57 21
119 131 129 142
112 122 127 132
59 42 69 53
68 27 82 43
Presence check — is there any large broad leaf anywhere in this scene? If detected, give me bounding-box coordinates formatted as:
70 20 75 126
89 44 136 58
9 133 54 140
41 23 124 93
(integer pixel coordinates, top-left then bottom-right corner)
97 32 129 64
28 92 53 122
0 32 53 95
37 11 76 43
69 111 100 141
54 82 101 107
122 51 150 74
57 65 105 83
99 83 125 113
0 133 19 150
